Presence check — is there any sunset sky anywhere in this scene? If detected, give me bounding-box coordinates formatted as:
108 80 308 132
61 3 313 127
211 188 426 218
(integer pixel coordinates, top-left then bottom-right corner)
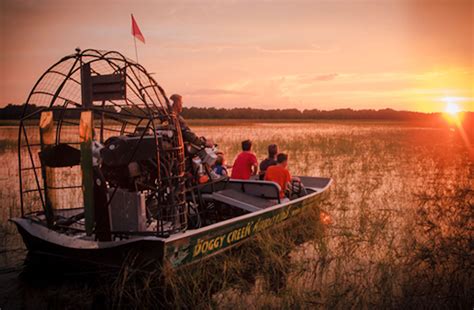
0 0 472 112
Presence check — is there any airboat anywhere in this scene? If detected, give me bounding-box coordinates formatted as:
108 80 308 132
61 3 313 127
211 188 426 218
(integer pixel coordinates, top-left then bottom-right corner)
10 49 332 269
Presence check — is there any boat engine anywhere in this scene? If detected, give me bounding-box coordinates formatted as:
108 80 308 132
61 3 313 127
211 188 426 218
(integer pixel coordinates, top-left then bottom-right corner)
98 128 189 235
100 135 159 192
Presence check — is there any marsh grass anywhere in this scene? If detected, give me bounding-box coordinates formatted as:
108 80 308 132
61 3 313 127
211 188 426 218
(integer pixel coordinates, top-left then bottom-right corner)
100 205 325 309
98 180 472 309
0 121 472 308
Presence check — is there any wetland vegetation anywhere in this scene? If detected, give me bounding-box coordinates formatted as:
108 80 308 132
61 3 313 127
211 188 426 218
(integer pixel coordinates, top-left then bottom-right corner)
0 120 472 308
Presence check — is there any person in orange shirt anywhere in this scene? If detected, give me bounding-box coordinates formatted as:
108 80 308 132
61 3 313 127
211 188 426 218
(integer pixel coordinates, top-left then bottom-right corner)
264 153 293 201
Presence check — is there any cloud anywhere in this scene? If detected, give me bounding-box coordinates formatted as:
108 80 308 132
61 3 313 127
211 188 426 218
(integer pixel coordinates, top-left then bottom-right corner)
159 41 337 54
256 43 337 54
186 88 253 96
160 42 242 52
303 73 339 82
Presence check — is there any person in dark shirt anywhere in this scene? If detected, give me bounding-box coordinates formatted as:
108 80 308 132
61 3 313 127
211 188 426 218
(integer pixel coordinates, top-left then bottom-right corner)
259 144 278 180
170 94 212 148
213 153 228 176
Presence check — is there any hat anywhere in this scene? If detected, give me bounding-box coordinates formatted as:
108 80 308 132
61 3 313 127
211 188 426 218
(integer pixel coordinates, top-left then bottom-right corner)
170 94 182 102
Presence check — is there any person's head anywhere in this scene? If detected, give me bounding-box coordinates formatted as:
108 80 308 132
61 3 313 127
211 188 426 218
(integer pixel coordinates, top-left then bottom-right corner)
268 144 278 158
277 153 288 168
216 154 225 166
241 139 252 151
170 94 183 114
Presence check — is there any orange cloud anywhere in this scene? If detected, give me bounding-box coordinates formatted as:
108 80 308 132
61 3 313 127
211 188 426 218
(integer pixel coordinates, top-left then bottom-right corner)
186 89 254 96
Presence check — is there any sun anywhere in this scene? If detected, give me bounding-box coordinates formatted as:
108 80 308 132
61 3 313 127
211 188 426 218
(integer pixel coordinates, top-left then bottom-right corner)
445 102 461 116
442 96 464 116
441 96 465 125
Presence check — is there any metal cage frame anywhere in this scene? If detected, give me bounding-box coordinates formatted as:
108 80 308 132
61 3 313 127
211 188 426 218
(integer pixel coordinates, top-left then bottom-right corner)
18 48 187 237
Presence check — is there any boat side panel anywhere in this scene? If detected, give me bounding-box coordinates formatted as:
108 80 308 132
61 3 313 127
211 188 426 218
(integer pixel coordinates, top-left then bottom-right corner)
164 193 322 267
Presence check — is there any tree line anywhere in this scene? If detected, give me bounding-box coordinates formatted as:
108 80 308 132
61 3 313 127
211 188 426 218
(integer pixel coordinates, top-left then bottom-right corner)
180 107 439 121
0 103 446 121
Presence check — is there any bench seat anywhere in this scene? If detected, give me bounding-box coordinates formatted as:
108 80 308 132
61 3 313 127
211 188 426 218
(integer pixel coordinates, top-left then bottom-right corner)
203 188 277 213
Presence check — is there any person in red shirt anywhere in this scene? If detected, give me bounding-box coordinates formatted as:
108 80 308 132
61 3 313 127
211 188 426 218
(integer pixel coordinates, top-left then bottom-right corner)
230 140 258 180
264 153 292 199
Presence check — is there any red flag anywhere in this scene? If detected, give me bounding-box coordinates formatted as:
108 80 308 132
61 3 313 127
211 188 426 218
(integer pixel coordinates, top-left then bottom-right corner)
131 14 145 43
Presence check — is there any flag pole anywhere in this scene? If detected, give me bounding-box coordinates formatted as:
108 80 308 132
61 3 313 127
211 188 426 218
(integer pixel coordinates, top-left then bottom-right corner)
131 13 144 63
133 35 139 63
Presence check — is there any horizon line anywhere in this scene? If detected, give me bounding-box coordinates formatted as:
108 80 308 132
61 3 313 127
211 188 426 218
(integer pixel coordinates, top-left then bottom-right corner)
1 103 472 114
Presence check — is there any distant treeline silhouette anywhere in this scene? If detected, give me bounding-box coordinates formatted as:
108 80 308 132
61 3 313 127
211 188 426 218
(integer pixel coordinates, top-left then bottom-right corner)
0 103 450 121
181 107 439 120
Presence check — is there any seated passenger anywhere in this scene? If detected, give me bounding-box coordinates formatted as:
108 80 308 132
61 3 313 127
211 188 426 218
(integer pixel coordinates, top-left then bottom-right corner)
213 153 228 177
264 153 292 200
259 144 278 180
230 140 258 180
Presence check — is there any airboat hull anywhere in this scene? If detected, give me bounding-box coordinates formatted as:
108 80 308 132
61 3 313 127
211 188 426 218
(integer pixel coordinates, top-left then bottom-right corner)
12 220 165 270
11 177 331 270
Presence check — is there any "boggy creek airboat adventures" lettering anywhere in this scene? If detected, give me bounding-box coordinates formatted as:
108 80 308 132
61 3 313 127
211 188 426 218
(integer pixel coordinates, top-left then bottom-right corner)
192 207 302 258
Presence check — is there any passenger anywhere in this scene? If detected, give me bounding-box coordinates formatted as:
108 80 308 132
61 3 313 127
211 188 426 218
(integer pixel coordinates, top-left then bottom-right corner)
264 153 292 200
170 94 213 148
213 153 228 177
259 144 278 180
230 139 258 180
